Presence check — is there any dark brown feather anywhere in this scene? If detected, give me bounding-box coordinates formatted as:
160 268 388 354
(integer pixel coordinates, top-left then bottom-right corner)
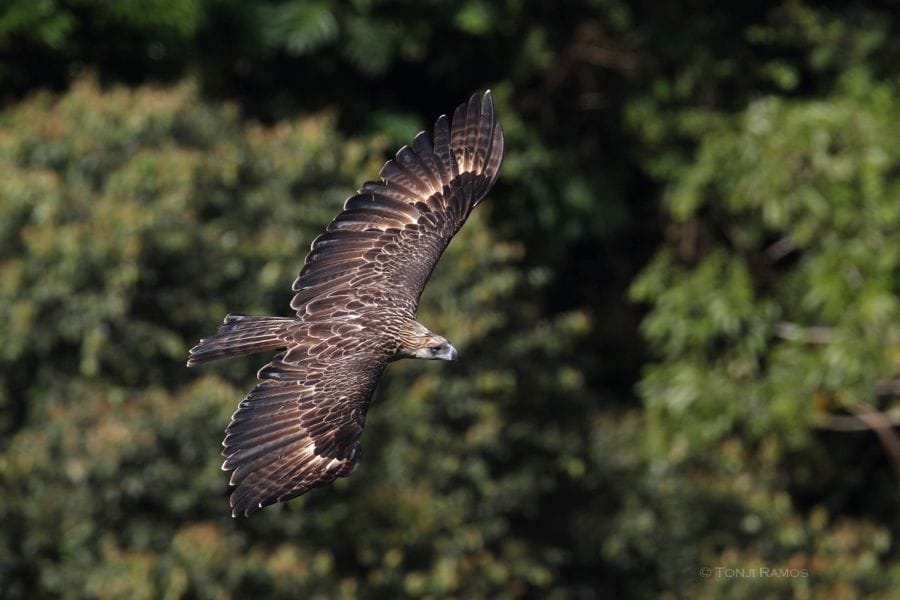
187 314 294 366
222 347 383 516
291 90 504 316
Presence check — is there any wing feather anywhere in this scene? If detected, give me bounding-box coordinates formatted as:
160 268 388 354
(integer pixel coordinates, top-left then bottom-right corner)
291 90 503 316
378 161 426 200
290 273 357 308
222 334 386 517
450 101 468 173
463 93 480 173
433 114 457 183
412 132 444 192
473 92 494 173
344 193 420 220
479 123 505 197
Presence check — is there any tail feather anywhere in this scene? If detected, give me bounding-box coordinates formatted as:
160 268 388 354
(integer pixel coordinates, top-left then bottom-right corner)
187 314 296 367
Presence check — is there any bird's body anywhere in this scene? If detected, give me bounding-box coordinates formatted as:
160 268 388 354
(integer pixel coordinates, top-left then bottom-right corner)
188 91 503 516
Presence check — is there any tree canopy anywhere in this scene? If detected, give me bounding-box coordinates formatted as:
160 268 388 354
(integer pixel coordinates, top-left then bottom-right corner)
2 1 899 597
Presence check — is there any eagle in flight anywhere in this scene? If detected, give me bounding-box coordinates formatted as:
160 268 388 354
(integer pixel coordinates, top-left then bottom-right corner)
187 91 504 516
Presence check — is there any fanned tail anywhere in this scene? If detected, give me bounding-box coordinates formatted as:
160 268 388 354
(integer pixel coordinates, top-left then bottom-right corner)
187 314 296 366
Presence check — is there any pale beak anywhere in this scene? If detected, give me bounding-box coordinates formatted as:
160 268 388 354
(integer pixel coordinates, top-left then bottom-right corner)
437 343 459 361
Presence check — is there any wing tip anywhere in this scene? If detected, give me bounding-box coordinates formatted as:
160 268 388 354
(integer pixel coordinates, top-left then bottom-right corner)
446 89 504 193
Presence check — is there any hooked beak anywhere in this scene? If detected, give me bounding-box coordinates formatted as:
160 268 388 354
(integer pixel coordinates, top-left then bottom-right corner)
436 343 459 361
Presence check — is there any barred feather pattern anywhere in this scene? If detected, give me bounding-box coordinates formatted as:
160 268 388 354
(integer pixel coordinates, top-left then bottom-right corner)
187 91 504 516
291 90 504 315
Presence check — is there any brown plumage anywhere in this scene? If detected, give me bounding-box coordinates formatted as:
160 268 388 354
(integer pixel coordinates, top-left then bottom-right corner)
187 91 504 516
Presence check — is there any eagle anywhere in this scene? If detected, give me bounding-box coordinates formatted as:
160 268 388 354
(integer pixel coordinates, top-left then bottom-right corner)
187 91 504 516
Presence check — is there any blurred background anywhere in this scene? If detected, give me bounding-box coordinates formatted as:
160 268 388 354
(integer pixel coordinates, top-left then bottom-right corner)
2 0 899 597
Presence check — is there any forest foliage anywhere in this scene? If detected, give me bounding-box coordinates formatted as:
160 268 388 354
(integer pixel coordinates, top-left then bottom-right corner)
2 0 900 597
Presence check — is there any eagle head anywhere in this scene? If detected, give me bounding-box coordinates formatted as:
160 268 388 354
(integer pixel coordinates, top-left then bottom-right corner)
413 337 459 361
396 320 459 361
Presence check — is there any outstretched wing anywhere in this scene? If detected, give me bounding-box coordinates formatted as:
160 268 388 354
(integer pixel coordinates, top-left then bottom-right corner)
222 322 387 517
291 91 504 317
